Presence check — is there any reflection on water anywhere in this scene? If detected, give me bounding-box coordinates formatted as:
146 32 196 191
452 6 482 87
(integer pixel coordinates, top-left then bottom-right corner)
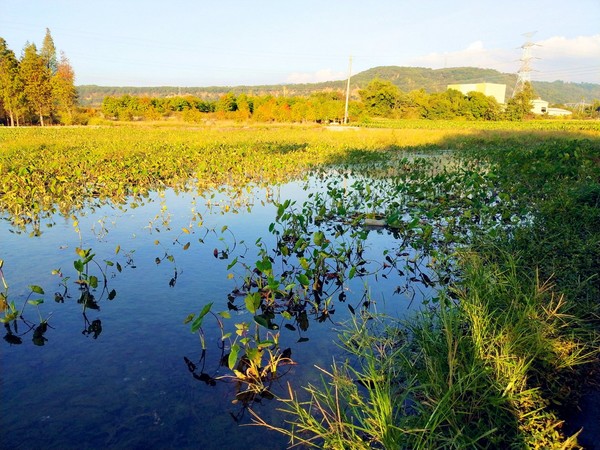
1 170 438 449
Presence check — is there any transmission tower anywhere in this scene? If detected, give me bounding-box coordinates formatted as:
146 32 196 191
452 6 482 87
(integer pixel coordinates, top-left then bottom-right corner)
513 32 538 97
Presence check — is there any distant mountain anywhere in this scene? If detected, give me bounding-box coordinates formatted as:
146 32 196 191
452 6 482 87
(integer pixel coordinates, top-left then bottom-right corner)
77 66 600 106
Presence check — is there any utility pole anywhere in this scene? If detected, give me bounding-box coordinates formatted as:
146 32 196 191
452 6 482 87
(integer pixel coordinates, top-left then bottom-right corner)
344 56 352 124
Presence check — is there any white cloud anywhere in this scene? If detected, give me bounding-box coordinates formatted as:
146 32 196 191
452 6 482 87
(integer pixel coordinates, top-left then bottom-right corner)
286 69 346 84
532 35 600 82
408 36 600 83
466 41 485 51
536 35 600 58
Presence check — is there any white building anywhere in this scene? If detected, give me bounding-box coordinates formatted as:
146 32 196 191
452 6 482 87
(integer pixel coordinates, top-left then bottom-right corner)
531 99 549 114
531 98 572 116
447 83 507 104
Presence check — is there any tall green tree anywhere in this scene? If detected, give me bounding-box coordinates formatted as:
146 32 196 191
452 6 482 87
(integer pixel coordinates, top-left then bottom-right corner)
0 37 24 126
505 82 535 120
52 51 77 123
467 91 501 120
407 89 431 119
235 93 252 120
426 91 459 119
216 92 238 113
40 28 58 75
20 43 53 126
358 79 401 117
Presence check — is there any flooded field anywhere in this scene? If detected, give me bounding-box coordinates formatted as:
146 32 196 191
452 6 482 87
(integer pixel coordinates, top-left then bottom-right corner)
2 124 598 448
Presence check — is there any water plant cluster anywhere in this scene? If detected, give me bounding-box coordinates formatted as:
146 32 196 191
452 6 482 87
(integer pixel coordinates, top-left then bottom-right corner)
0 124 473 233
250 132 600 448
1 121 599 448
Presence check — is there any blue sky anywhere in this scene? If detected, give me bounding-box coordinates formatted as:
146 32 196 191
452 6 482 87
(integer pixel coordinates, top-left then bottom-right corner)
1 0 599 86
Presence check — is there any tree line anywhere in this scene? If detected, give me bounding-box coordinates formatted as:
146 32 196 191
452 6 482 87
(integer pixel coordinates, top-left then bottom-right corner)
101 91 348 123
0 29 77 126
100 79 542 123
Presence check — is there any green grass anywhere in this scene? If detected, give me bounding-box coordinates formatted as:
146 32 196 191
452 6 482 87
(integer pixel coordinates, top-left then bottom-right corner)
258 251 595 449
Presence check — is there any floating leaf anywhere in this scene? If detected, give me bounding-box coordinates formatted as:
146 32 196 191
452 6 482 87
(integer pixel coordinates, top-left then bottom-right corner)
191 302 213 332
115 245 121 254
183 242 191 251
183 313 195 324
246 347 261 365
296 273 310 287
257 340 275 349
253 315 269 329
312 231 325 246
30 285 45 295
182 228 190 234
108 289 117 300
245 292 261 314
255 258 272 273
28 299 44 306
349 266 356 279
73 260 84 273
228 344 240 370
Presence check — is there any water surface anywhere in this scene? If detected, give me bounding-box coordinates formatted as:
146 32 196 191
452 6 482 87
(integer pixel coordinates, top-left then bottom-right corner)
1 175 429 449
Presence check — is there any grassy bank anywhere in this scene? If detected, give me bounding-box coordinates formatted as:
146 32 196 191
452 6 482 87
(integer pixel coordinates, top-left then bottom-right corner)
254 131 600 448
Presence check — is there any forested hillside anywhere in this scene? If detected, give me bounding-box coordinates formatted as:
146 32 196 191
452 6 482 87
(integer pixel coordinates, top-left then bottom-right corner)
77 66 600 106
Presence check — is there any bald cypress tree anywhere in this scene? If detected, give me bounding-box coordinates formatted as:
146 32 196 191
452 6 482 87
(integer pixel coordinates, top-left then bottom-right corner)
20 43 53 126
0 37 23 126
40 28 58 75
